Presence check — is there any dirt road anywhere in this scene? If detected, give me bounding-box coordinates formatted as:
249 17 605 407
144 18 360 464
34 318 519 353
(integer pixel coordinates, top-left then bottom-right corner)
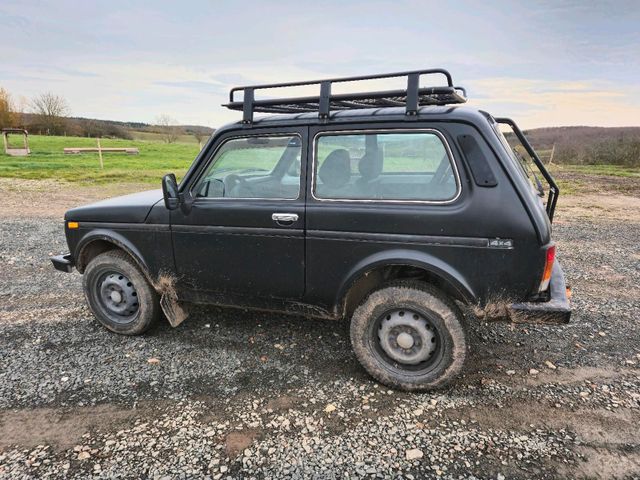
0 176 638 479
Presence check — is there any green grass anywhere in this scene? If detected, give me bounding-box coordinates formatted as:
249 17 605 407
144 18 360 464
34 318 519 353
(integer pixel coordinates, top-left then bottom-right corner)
546 164 640 196
549 163 640 178
0 135 200 184
2 134 638 188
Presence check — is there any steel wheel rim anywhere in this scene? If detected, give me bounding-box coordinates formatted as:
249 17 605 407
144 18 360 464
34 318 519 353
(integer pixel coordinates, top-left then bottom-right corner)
371 307 444 373
96 271 140 323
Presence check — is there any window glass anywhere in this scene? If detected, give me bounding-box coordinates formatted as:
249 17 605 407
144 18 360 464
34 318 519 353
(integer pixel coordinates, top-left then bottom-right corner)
194 135 301 199
315 131 458 201
493 123 545 196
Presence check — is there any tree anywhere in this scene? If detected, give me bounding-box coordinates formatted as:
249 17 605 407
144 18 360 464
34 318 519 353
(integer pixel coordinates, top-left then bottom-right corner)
31 92 69 135
13 95 29 128
79 118 99 138
192 131 209 150
155 114 182 144
0 87 15 129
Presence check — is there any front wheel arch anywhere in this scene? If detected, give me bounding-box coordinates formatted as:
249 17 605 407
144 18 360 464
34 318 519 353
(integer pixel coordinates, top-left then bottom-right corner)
75 231 148 276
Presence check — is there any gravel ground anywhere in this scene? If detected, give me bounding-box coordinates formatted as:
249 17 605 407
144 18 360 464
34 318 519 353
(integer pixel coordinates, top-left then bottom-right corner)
0 181 639 479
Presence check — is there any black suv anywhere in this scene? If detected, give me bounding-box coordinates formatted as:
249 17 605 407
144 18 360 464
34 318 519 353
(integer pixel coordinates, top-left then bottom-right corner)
52 69 571 391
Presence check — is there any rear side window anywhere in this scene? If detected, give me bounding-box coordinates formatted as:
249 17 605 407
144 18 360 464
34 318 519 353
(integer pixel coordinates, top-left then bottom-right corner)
314 131 459 202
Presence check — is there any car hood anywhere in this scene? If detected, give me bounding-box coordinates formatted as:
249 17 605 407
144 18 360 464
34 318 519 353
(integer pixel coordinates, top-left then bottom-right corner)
65 189 164 223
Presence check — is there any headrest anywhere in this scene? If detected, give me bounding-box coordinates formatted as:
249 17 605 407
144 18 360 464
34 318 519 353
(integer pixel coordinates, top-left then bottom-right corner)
319 149 351 188
358 150 383 181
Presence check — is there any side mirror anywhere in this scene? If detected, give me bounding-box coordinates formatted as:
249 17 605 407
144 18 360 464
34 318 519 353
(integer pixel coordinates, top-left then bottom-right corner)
162 173 180 210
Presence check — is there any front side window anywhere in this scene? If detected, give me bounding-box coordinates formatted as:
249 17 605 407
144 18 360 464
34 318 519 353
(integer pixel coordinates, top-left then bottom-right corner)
194 134 301 199
314 131 458 201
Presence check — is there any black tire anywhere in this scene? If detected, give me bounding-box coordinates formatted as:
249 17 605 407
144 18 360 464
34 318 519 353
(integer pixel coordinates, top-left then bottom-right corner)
83 250 161 335
350 281 466 391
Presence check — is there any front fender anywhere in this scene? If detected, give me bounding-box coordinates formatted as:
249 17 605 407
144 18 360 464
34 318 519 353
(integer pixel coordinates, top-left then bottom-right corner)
74 228 149 274
335 248 477 309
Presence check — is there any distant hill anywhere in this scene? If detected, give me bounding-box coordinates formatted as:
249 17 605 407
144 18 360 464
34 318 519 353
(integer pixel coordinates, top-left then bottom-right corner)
13 113 640 166
525 127 640 167
18 113 214 140
522 126 640 150
506 126 640 167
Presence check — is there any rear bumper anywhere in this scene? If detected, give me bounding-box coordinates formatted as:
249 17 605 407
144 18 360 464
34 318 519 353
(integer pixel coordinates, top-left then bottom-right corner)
51 253 74 273
510 261 571 324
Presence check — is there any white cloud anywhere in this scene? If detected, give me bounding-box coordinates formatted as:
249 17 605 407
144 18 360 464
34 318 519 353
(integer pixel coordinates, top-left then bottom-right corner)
469 78 640 128
1 0 638 128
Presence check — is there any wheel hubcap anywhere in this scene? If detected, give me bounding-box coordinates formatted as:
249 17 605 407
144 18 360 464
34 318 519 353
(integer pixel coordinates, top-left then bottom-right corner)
378 309 437 365
110 290 123 303
396 331 415 349
98 272 139 318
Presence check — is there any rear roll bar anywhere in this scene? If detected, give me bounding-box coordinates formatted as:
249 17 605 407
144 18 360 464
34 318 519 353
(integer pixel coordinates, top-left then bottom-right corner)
495 118 559 223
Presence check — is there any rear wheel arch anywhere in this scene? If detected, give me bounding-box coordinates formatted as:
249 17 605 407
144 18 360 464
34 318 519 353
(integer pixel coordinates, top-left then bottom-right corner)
338 254 476 318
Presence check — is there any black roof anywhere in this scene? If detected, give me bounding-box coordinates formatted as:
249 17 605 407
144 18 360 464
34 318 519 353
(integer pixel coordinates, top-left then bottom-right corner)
214 105 489 133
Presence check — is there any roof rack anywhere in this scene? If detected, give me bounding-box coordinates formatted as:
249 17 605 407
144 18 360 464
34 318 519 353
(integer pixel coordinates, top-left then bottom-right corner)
224 68 467 124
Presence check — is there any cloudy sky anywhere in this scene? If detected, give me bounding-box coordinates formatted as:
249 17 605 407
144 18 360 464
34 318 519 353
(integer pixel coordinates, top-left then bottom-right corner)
1 0 639 129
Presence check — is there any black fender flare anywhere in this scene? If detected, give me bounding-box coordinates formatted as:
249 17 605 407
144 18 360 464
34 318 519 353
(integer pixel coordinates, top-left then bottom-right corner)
335 248 477 313
74 229 149 276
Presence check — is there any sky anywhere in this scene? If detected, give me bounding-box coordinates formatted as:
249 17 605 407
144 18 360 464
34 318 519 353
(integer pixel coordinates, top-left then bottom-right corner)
1 0 639 129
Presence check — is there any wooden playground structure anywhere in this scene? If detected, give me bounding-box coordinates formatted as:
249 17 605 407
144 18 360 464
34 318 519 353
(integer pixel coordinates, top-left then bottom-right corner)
64 138 139 169
64 147 139 155
2 128 30 156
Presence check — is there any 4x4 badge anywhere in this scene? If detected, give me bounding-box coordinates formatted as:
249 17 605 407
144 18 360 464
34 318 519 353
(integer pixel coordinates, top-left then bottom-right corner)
487 238 513 249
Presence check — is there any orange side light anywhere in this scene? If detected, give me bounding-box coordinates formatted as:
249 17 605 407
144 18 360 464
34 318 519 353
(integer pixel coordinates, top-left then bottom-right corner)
539 245 556 292
67 221 79 229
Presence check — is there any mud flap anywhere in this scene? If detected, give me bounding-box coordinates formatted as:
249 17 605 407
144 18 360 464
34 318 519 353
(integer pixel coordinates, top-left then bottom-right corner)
153 274 189 328
160 293 188 328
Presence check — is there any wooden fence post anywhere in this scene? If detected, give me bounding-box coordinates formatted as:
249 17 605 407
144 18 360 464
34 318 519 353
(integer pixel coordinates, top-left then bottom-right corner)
97 138 104 169
548 143 555 166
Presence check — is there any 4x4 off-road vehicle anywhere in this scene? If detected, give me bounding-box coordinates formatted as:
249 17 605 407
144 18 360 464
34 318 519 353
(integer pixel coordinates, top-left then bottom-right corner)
52 69 571 391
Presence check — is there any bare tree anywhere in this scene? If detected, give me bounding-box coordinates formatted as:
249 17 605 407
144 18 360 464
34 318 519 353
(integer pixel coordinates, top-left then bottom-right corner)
155 114 182 144
0 87 15 129
14 95 29 128
31 92 69 135
192 131 209 150
80 118 99 138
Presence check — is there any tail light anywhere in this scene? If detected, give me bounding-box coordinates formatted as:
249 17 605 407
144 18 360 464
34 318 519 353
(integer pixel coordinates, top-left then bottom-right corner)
539 245 556 292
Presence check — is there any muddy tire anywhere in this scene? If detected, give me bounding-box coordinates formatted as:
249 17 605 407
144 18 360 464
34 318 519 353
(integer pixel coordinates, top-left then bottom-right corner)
83 250 161 335
350 281 466 391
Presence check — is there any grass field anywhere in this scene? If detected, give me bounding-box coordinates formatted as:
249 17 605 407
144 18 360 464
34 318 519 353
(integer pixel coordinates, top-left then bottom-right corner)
549 163 640 178
1 134 638 188
0 135 200 184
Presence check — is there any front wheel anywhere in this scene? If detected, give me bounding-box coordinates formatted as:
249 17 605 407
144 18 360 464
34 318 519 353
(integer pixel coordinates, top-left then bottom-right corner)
83 250 161 335
350 281 466 391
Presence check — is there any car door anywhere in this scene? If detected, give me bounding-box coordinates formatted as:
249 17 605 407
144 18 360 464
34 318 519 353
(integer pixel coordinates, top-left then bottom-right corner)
303 124 469 308
171 126 307 299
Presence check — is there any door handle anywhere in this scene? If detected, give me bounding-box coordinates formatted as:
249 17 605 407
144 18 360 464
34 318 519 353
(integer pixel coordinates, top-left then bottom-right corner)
272 213 299 225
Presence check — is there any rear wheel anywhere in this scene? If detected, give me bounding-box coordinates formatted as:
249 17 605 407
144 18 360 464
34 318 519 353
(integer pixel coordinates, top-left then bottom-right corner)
350 281 466 391
83 250 160 335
